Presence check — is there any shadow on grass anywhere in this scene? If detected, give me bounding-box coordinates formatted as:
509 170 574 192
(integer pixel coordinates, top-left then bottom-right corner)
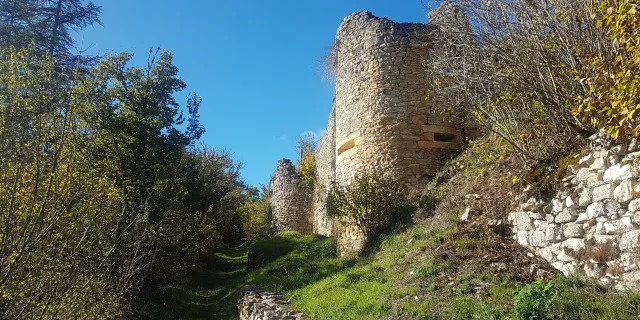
131 234 353 320
131 241 252 320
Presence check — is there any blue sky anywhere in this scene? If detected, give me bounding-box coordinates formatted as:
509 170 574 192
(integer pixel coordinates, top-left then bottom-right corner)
74 0 437 188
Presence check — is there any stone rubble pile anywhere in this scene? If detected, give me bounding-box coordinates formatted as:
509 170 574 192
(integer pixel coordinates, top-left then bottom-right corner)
509 132 640 289
238 288 303 320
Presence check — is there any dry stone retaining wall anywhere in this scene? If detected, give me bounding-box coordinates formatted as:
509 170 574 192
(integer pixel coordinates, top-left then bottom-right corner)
238 288 303 320
509 133 640 289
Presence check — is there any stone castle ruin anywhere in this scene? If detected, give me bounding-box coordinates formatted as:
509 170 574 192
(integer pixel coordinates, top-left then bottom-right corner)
268 3 474 255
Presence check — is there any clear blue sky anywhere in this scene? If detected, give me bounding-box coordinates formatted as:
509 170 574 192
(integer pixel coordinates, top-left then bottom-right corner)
74 0 437 188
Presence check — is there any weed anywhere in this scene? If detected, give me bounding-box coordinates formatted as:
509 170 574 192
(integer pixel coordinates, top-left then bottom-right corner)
512 278 559 320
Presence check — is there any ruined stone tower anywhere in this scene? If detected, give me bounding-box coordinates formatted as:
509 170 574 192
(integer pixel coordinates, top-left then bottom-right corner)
267 159 312 234
270 4 469 253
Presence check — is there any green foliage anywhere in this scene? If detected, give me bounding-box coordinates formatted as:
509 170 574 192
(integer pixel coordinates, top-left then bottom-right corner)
414 256 450 279
237 187 270 240
551 276 640 320
0 0 102 57
512 278 559 320
327 170 408 240
295 133 317 187
449 296 507 320
576 0 640 139
0 48 136 319
246 232 345 293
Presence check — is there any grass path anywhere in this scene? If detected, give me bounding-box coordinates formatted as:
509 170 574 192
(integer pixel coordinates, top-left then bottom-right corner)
132 241 251 320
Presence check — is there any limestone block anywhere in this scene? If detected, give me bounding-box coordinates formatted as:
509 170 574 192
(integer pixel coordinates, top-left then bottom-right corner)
556 208 578 223
629 199 640 213
582 172 606 188
614 180 634 203
587 202 606 219
552 198 564 213
609 154 623 166
546 224 564 243
534 219 549 230
530 212 545 220
521 197 545 211
592 184 613 202
538 247 556 262
589 157 607 172
596 222 607 235
562 263 578 276
622 151 640 164
620 230 640 252
629 138 640 152
578 188 592 207
575 167 591 182
566 195 576 209
604 164 633 183
604 221 625 235
530 230 549 247
561 238 586 252
516 231 530 246
579 154 595 166
576 211 589 224
605 201 623 219
563 223 585 238
552 261 567 272
512 211 533 231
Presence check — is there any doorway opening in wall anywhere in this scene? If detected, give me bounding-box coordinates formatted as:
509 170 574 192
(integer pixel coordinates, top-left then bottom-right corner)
433 132 458 143
337 139 356 156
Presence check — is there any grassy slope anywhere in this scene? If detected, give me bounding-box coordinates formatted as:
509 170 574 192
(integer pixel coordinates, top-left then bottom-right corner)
133 138 640 319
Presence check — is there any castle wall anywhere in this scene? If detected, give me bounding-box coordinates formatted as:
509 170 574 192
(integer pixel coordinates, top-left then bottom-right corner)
269 6 468 257
268 159 313 235
332 11 462 191
313 105 336 236
508 134 640 289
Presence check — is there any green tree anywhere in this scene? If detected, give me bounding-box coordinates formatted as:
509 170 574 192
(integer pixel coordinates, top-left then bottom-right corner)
0 0 102 57
0 48 137 319
73 49 205 220
295 133 317 187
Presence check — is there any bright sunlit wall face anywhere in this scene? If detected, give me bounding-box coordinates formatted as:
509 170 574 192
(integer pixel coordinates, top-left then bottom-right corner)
330 11 463 191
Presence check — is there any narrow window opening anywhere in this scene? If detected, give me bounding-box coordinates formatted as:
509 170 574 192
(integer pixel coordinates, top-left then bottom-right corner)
433 132 458 142
337 139 356 156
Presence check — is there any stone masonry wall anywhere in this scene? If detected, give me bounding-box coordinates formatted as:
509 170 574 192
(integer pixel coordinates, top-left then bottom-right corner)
270 3 468 257
331 10 462 190
509 133 640 289
313 105 336 236
268 159 312 235
238 288 303 320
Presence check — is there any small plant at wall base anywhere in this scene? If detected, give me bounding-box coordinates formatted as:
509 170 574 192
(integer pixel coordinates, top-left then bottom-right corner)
326 170 408 241
512 278 559 320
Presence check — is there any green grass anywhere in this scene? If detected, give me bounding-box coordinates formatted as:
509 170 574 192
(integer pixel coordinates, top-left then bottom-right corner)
131 229 640 320
131 241 251 320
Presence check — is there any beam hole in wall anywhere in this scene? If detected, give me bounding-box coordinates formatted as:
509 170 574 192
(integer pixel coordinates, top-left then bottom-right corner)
433 132 458 143
337 139 356 156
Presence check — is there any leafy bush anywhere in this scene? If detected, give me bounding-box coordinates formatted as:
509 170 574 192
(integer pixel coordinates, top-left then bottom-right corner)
296 133 317 188
512 278 559 320
429 0 605 162
576 0 640 138
326 170 408 241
